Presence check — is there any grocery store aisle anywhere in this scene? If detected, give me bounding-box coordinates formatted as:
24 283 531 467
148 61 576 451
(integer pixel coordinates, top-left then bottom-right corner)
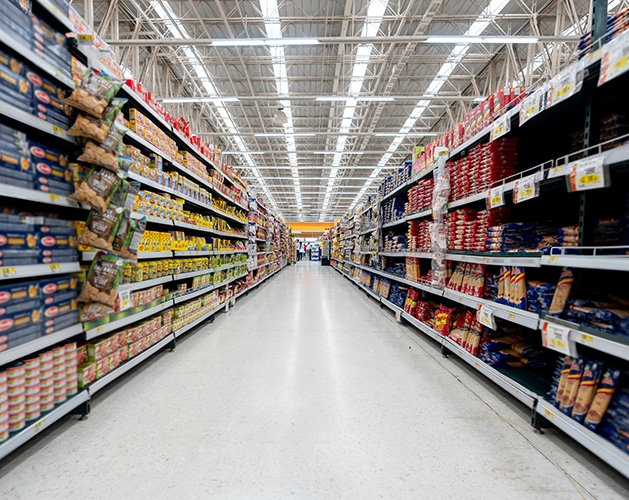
1 262 629 499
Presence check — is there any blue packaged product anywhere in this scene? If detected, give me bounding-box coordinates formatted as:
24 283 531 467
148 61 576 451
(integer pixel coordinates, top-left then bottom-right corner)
584 368 622 431
0 280 39 307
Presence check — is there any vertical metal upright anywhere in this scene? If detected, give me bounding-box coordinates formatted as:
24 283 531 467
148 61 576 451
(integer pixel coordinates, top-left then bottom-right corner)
578 0 608 246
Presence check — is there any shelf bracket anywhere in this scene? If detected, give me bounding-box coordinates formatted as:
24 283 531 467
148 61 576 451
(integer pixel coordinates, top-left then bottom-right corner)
73 398 91 420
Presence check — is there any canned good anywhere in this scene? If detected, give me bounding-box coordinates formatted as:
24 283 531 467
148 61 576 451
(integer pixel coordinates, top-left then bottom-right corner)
24 393 39 405
0 402 7 414
25 409 41 422
7 375 25 388
39 385 54 397
53 392 66 405
53 364 66 375
52 346 65 360
9 416 26 432
40 368 54 381
24 357 40 370
63 342 77 353
7 364 25 379
24 375 40 386
7 384 25 397
39 351 53 364
8 400 25 414
39 361 54 372
53 378 66 389
0 372 7 384
40 401 54 412
0 389 7 403
66 383 78 396
7 392 24 405
25 368 40 380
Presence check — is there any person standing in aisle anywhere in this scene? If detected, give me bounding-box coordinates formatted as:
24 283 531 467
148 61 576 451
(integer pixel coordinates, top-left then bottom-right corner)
306 243 312 261
296 240 301 261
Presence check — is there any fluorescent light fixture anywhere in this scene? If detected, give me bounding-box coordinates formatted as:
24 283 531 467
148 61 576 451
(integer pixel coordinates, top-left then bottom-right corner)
255 132 316 137
315 96 394 102
161 97 239 103
425 36 482 44
212 38 319 47
221 151 265 155
312 151 364 155
473 97 486 102
374 132 439 137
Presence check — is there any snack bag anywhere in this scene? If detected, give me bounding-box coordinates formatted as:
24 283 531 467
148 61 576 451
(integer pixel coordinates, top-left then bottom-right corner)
77 122 127 172
68 98 126 143
119 217 146 261
79 302 115 323
69 165 121 212
64 69 123 118
77 253 124 307
79 205 123 252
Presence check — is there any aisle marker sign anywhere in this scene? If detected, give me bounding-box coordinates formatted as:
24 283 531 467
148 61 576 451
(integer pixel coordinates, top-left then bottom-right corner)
477 304 497 330
541 321 577 356
490 113 511 142
488 185 505 208
513 174 538 204
568 156 608 192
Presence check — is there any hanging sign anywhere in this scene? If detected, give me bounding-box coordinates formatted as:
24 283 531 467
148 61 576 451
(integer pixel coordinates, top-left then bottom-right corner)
477 304 497 330
599 29 629 86
513 174 539 204
567 156 608 192
490 113 511 142
118 289 131 311
519 88 546 125
541 321 577 356
488 185 505 209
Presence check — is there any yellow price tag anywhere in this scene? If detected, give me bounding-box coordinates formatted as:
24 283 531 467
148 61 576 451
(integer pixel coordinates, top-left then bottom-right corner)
548 255 559 263
32 418 46 432
494 125 505 136
51 125 63 135
0 268 17 280
578 173 601 185
49 264 61 272
521 187 533 198
556 84 574 98
579 333 594 343
543 408 555 420
48 193 60 202
95 326 104 334
549 337 569 350
77 34 94 42
525 104 538 116
612 55 629 72
507 312 516 320
491 196 501 204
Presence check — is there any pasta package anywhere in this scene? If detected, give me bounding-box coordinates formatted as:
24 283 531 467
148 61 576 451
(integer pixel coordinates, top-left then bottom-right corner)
560 359 584 414
77 253 124 307
555 357 574 407
584 368 621 431
63 69 123 118
548 268 575 316
571 361 603 423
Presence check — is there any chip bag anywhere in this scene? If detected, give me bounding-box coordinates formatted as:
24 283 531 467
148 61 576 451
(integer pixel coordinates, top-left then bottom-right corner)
77 252 124 307
64 69 123 118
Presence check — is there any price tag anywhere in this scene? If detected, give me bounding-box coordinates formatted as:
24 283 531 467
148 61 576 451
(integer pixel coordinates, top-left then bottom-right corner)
0 267 17 278
550 67 578 106
32 419 46 432
490 113 511 142
579 333 594 344
477 304 497 330
548 164 567 179
51 125 63 136
47 193 61 202
48 263 61 273
488 185 505 208
547 255 560 263
568 156 607 192
541 321 577 356
519 89 545 125
543 408 555 420
513 174 538 204
599 30 629 85
118 290 131 311
77 33 94 43
507 312 516 320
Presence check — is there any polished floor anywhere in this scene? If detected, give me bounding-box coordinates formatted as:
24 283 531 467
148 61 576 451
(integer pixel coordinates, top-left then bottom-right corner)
1 262 629 499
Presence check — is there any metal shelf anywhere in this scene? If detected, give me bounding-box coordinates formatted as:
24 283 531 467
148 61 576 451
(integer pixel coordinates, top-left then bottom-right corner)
442 289 540 329
0 324 83 367
358 227 378 236
381 208 432 229
0 391 89 461
0 262 80 281
34 0 74 31
127 171 176 196
541 318 629 362
0 100 75 144
118 275 174 293
134 213 175 226
446 252 542 268
207 207 248 226
356 265 444 296
447 191 489 209
0 27 75 88
176 221 247 240
84 300 173 340
89 334 175 394
173 268 214 280
0 183 80 208
82 251 172 261
379 252 408 257
542 251 629 272
536 399 629 479
173 284 218 304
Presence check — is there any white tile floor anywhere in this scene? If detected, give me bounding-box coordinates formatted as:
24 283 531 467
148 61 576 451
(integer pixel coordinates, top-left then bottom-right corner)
1 262 629 499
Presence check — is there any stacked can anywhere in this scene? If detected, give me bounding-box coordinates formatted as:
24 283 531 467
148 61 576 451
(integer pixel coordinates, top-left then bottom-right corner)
7 364 26 432
0 371 8 442
39 351 55 412
24 357 41 422
65 343 78 396
52 347 67 405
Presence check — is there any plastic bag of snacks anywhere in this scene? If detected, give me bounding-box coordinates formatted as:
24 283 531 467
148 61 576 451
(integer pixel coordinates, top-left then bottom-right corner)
68 98 126 143
64 69 123 118
77 252 124 307
69 165 122 212
112 214 146 261
79 205 123 253
109 179 140 211
77 122 127 172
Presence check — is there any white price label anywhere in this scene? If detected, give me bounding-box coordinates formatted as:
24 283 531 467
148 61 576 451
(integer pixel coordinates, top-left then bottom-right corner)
50 125 63 136
550 67 578 106
599 29 629 86
568 156 607 192
490 113 511 142
541 321 577 356
519 89 545 125
477 304 497 330
548 164 568 179
513 174 539 204
118 290 131 311
0 267 17 278
488 185 505 208
48 263 61 273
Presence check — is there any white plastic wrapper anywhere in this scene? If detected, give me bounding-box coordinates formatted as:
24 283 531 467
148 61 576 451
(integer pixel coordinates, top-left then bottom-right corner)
430 147 449 288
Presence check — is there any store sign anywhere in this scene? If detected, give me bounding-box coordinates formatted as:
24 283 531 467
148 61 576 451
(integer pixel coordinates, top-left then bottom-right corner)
490 113 511 142
599 30 629 86
541 320 577 356
519 88 546 125
567 156 608 192
513 174 539 204
477 304 497 330
488 185 505 209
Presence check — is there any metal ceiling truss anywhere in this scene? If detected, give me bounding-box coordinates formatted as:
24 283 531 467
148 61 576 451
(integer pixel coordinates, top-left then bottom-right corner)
85 0 597 220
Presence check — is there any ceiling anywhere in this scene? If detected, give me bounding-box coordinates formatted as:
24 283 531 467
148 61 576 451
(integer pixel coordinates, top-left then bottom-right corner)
83 0 603 221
